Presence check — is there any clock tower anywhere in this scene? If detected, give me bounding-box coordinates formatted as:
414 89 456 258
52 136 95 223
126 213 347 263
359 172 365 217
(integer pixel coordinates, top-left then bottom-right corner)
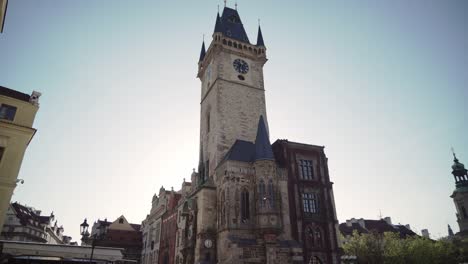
197 7 268 183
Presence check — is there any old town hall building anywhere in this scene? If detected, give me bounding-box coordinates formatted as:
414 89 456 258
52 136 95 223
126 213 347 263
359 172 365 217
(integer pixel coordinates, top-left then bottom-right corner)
141 5 340 264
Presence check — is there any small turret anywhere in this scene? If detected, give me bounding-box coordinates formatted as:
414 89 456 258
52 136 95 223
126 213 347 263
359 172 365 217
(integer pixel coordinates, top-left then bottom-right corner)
214 12 222 33
451 150 468 189
199 41 206 63
256 25 265 47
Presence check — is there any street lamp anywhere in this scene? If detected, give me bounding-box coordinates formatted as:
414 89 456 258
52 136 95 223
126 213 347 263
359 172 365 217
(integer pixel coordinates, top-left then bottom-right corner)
80 218 101 263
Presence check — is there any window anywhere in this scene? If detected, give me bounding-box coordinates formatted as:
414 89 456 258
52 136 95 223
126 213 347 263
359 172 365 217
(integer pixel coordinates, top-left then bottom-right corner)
205 160 210 181
0 104 17 121
241 189 250 222
220 190 226 225
310 256 323 264
119 218 124 224
302 193 319 214
258 180 266 208
299 160 314 180
268 179 275 209
0 147 5 163
206 112 210 133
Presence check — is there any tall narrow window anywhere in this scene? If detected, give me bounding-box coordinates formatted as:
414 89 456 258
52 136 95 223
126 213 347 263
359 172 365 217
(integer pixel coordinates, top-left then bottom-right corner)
220 190 226 225
0 147 5 163
258 180 266 208
205 160 210 181
0 104 17 121
299 160 314 180
206 112 210 133
241 189 250 222
315 228 323 247
302 193 319 214
268 179 275 209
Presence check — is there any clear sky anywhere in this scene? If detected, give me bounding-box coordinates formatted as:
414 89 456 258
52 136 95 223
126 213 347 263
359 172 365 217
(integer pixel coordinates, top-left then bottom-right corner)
1 0 467 242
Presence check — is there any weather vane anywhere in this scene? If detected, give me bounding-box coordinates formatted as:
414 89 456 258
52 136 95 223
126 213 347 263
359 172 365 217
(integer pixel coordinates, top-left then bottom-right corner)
452 146 458 160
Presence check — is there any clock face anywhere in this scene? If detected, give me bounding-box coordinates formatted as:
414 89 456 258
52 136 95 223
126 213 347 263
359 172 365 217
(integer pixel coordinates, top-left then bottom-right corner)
233 59 249 74
204 239 213 248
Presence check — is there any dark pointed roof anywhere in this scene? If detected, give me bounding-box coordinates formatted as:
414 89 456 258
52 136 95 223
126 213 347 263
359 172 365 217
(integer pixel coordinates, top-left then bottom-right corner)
222 116 274 163
223 140 255 162
214 7 250 44
199 41 206 62
254 116 274 161
214 12 222 33
256 25 265 47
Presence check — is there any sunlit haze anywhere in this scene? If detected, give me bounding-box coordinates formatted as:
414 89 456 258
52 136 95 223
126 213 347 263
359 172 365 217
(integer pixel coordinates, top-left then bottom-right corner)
1 0 467 242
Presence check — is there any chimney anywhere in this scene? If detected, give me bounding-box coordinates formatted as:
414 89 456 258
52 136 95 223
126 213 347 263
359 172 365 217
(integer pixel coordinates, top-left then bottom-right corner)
383 217 392 225
421 229 430 238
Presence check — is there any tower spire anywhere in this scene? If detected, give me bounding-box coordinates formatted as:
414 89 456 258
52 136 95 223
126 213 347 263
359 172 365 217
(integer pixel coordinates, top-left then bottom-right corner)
199 39 206 62
254 116 274 161
256 24 265 47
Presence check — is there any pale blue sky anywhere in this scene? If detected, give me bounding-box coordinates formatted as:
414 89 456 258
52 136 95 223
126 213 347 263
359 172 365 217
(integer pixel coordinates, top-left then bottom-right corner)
1 0 467 241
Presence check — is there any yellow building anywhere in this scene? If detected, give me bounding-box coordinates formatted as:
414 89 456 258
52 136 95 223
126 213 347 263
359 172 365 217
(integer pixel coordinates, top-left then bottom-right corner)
0 86 41 230
0 0 7 33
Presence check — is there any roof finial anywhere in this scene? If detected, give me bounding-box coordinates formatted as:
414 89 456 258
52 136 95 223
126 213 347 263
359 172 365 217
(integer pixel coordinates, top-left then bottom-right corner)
218 4 220 13
452 147 458 161
203 34 205 42
235 1 238 10
378 209 383 219
224 0 227 7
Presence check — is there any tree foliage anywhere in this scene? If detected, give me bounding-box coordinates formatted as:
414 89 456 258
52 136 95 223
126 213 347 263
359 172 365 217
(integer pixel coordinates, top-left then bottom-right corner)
342 231 468 264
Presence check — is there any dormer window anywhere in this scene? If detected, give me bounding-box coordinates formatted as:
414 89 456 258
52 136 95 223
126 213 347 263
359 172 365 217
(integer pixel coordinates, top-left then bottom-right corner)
228 15 240 23
119 218 124 224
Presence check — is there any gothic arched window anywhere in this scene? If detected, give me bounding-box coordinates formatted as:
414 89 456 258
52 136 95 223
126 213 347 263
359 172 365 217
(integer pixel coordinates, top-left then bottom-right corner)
315 228 323 248
259 179 266 208
310 256 323 264
220 190 226 226
268 179 275 209
241 189 250 222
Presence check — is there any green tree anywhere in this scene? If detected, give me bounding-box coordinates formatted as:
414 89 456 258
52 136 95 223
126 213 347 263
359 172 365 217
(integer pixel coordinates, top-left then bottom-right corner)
342 231 463 264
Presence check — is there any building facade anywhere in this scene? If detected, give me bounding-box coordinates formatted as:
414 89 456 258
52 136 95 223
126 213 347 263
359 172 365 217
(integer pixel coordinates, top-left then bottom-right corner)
141 5 341 264
84 216 143 262
0 202 73 244
272 140 341 263
339 217 417 243
449 151 468 237
0 0 7 33
141 187 171 264
0 86 41 231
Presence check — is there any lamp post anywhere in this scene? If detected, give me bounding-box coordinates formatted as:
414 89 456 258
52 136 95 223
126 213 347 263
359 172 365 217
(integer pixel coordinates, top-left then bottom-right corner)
80 218 101 263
